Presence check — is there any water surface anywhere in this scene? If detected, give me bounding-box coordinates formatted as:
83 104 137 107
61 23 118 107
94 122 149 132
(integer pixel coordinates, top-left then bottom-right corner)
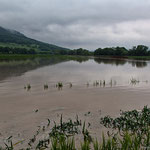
0 56 150 146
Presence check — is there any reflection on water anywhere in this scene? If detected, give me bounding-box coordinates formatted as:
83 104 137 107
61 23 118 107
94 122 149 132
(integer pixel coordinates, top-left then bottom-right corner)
0 56 89 81
1 56 150 145
128 61 147 68
94 57 147 68
0 57 62 81
0 56 149 88
94 57 127 66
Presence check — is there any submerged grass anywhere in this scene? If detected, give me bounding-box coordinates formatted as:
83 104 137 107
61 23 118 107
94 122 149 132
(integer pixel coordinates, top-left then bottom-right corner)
22 77 147 92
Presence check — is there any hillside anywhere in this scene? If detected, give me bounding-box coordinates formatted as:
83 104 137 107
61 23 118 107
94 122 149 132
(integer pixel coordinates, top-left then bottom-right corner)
0 26 70 54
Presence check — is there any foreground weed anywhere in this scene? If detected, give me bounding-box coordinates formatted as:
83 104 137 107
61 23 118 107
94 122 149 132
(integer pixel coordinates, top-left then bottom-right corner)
51 136 75 150
100 106 150 135
81 140 90 150
2 107 150 149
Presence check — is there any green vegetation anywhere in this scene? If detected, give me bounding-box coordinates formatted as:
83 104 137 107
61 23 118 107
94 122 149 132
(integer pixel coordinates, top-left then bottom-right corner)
0 54 89 61
92 80 117 87
100 106 150 149
128 55 150 60
2 107 150 149
69 83 73 88
94 45 150 57
56 82 63 89
130 78 140 85
1 26 150 58
0 45 36 54
94 47 128 56
0 26 70 54
68 48 93 56
101 106 150 133
22 77 149 92
24 84 31 91
44 84 49 90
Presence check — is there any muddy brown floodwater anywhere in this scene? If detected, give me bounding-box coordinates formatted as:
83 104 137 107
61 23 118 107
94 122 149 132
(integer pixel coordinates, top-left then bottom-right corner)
0 56 150 148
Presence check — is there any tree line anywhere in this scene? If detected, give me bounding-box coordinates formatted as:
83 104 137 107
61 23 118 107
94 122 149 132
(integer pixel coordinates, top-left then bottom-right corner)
0 45 150 56
61 45 150 56
0 46 36 54
94 45 150 56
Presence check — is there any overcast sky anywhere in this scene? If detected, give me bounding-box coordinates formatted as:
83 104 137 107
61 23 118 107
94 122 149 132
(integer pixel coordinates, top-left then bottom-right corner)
0 0 150 50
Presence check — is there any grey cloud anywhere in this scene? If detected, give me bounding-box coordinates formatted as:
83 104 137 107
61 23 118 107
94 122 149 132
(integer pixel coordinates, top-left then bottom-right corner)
0 0 150 49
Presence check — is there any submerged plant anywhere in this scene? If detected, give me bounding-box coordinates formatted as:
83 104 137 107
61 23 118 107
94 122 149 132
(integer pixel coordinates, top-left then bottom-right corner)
44 84 48 90
114 80 117 86
93 81 99 87
56 82 63 89
69 83 73 88
24 84 31 91
130 78 140 85
86 82 89 87
27 84 31 90
109 79 113 87
103 80 105 87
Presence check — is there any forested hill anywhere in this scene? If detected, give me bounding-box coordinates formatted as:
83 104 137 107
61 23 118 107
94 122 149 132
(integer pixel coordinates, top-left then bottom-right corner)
0 26 70 54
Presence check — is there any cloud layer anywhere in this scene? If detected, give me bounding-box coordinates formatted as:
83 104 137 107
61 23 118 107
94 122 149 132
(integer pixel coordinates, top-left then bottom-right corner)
0 0 150 50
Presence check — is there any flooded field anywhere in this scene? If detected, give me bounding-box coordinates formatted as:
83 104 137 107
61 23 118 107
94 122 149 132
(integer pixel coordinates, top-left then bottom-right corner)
0 56 150 147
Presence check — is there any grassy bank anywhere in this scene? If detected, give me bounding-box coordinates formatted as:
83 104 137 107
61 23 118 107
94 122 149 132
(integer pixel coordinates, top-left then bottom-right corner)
94 55 150 60
1 53 150 61
0 54 90 61
1 106 150 149
0 54 50 60
127 56 150 60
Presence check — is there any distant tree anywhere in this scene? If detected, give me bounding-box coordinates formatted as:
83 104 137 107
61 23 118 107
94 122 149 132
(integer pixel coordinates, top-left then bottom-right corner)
115 47 128 56
94 47 128 56
68 48 92 56
0 46 36 54
128 45 149 56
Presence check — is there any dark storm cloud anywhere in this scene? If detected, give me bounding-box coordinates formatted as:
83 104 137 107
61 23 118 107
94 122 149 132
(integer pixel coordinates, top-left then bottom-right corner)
0 0 150 49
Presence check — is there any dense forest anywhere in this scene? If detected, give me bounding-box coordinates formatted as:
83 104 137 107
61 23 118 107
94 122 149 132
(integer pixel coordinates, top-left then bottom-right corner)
0 46 36 54
94 45 150 56
59 45 150 56
64 45 150 56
